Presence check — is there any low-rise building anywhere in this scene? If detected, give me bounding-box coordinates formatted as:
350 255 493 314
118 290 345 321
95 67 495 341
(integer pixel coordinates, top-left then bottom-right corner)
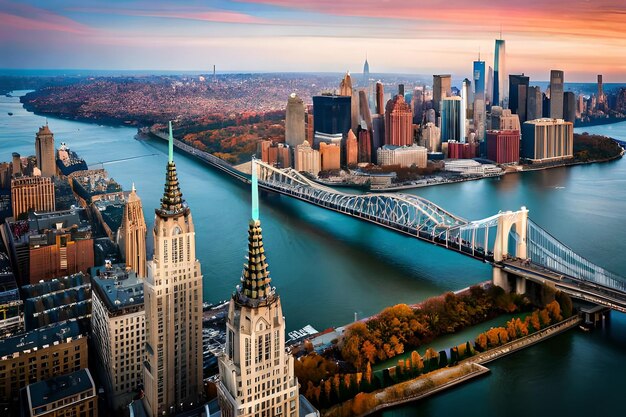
22 368 97 417
27 209 94 283
444 159 502 176
21 273 91 331
320 142 341 171
0 318 89 407
486 130 521 164
294 141 321 176
90 265 145 410
0 256 22 337
377 144 428 168
447 141 479 160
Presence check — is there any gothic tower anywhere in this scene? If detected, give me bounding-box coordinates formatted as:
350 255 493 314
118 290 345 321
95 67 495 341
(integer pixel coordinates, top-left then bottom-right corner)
143 122 203 416
217 160 299 417
117 183 147 278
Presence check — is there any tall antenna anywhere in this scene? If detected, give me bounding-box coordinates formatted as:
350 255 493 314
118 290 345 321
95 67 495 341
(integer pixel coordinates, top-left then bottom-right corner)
499 24 502 39
478 46 481 61
251 157 259 221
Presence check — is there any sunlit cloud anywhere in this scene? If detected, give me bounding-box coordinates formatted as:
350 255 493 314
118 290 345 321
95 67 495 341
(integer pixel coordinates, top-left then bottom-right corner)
0 0 94 35
0 0 624 80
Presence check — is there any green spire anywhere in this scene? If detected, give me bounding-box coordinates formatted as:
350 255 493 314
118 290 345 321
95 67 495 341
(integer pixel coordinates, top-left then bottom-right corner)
252 158 259 221
168 121 174 163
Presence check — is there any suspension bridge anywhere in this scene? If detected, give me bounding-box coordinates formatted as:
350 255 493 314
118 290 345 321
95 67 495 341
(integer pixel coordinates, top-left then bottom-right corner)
164 134 626 312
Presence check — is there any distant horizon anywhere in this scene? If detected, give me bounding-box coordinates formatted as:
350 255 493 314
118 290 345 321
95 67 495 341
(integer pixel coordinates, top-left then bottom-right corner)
3 68 626 86
1 1 625 83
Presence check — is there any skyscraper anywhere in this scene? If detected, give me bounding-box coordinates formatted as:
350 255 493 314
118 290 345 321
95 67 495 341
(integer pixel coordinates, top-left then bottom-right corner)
357 123 372 163
312 95 351 141
432 74 451 114
338 72 359 134
526 86 543 121
597 74 604 105
473 61 487 142
440 97 462 142
384 95 413 146
411 86 425 124
493 39 507 107
218 162 300 417
508 74 530 121
35 125 56 177
285 93 306 148
486 66 494 106
375 81 385 115
461 79 471 142
339 71 353 96
549 70 564 119
363 56 370 85
358 89 373 130
117 184 147 278
143 122 203 416
563 92 576 123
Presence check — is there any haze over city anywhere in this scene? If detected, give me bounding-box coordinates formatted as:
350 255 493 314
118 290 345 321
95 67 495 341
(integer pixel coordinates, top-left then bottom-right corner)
1 0 626 80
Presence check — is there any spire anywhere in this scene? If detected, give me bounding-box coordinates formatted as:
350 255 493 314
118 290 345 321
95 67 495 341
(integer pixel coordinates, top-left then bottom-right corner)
236 158 275 306
131 182 136 193
168 121 174 163
156 125 187 217
251 158 259 221
237 218 274 305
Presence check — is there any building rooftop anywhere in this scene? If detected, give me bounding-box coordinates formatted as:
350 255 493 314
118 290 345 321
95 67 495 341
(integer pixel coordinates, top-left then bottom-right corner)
380 144 426 151
0 317 89 359
21 273 86 299
28 208 89 232
27 368 95 410
91 265 144 314
0 272 18 304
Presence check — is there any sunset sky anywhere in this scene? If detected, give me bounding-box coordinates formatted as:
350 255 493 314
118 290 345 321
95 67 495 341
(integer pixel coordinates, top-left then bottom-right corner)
1 0 625 81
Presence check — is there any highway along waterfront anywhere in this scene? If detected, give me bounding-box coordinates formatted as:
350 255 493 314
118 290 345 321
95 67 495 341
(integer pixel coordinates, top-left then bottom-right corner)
2 91 626 416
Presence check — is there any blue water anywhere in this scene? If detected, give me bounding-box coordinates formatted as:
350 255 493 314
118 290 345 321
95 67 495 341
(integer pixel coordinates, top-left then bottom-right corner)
1 91 626 416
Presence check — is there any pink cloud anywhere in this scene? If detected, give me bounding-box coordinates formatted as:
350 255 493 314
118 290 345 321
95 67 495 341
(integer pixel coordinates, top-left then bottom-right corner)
67 7 273 25
0 0 94 35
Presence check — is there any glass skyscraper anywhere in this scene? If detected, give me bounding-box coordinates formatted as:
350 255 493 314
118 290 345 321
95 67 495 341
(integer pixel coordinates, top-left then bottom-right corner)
493 39 507 107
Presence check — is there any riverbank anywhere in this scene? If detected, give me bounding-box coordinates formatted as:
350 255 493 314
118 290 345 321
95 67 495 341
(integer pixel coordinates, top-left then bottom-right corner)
575 116 626 128
369 172 502 192
324 363 490 417
326 315 581 417
521 150 624 172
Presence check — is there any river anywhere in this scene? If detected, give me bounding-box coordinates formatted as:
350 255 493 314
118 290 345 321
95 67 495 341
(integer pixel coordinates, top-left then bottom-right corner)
1 91 625 416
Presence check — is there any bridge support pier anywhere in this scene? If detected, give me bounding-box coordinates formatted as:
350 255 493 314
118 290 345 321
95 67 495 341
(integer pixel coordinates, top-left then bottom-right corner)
515 276 527 294
493 268 511 293
493 267 527 295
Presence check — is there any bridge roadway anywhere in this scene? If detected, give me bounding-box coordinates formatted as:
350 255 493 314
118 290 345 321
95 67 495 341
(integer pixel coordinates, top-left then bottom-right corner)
501 260 626 313
157 132 626 311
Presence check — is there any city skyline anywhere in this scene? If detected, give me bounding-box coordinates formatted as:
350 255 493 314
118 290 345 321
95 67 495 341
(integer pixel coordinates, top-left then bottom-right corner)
1 0 625 81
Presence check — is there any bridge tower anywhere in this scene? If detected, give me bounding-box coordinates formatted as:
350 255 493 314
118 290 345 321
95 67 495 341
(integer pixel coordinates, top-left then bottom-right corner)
493 207 529 293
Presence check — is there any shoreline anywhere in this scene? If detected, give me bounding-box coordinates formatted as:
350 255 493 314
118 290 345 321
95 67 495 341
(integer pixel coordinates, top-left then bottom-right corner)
12 91 626 194
337 315 582 417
